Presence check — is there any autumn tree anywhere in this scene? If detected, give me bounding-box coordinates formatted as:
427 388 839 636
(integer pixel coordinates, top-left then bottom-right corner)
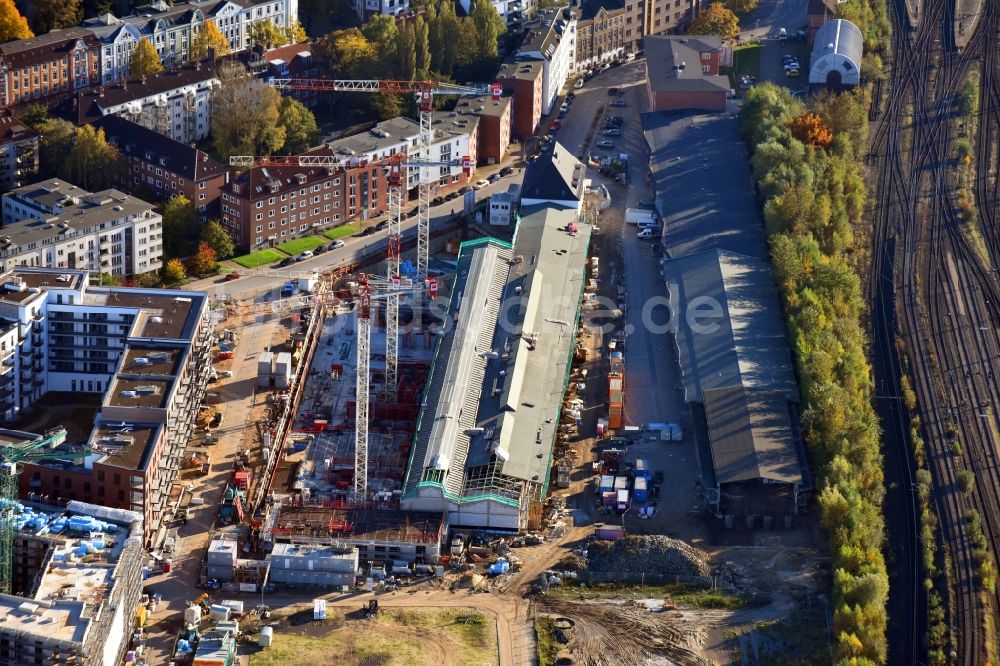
314 28 377 77
285 19 307 44
787 112 834 149
688 2 740 44
0 0 33 41
725 0 758 16
187 241 218 276
161 258 187 286
30 0 81 34
36 117 76 179
64 125 119 190
162 195 200 259
200 219 236 259
191 20 229 61
277 96 320 154
248 20 287 49
20 103 47 128
362 13 397 53
211 61 286 158
130 37 164 77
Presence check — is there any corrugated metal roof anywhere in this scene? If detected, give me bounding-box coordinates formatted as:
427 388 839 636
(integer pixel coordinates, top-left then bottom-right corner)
812 19 863 63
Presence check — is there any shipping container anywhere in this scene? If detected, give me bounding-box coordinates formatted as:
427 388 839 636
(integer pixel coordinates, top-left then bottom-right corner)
595 524 625 540
609 402 623 429
668 423 684 442
613 476 629 491
634 459 650 479
602 491 617 506
616 489 630 512
599 475 615 493
257 352 273 388
633 476 648 503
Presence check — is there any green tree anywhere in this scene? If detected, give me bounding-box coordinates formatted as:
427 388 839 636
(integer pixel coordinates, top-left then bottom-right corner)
688 2 740 44
64 125 119 190
414 15 430 78
20 103 47 129
362 13 398 54
277 96 320 154
470 0 504 62
161 258 187 286
396 21 416 80
162 195 200 259
96 273 123 286
191 20 230 61
130 37 164 77
36 117 76 179
211 61 286 158
371 92 404 120
248 20 288 48
315 28 377 77
199 220 236 259
0 0 33 41
30 0 81 34
725 0 758 16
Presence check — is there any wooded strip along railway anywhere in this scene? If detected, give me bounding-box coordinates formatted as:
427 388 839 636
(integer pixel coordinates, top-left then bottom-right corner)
869 0 1000 662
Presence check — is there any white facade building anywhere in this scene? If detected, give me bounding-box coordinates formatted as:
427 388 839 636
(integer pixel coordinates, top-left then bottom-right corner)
353 0 409 21
1 179 164 277
517 7 577 116
489 185 520 225
458 0 529 26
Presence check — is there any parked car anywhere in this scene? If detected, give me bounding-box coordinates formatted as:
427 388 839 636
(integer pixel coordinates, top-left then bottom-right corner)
574 78 585 89
360 226 377 236
313 245 327 255
778 27 788 40
638 199 655 209
783 61 800 71
296 250 313 261
445 191 459 201
328 240 346 250
473 179 490 190
606 115 624 125
611 98 627 107
458 185 473 195
432 196 445 206
406 208 419 218
224 272 240 281
277 257 296 267
374 220 389 231
596 140 615 149
603 128 621 136
489 173 502 183
566 91 575 100
786 68 800 77
560 102 570 113
549 121 562 132
499 166 514 177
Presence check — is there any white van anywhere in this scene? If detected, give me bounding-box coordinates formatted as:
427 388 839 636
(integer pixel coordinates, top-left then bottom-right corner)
637 228 655 239
778 27 788 40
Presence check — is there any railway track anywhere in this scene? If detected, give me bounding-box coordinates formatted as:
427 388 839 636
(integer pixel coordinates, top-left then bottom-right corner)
869 0 1000 661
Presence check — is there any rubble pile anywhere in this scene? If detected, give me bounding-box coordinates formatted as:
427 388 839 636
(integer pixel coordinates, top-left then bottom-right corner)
587 535 710 578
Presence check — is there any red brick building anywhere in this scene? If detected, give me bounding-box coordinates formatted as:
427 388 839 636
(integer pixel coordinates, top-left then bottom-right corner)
0 28 100 109
807 0 838 41
221 153 390 251
91 114 228 222
456 95 512 165
645 36 728 113
496 59 543 140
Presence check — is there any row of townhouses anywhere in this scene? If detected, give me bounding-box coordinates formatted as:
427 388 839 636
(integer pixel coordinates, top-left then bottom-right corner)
0 0 297 109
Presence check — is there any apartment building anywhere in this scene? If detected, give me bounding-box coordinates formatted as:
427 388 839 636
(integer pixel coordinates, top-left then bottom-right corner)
575 6 627 70
0 268 212 544
60 64 220 144
0 109 39 194
249 42 319 107
0 501 143 665
0 28 100 109
644 35 727 112
624 0 703 50
455 95 511 165
496 59 543 139
1 179 164 276
354 0 409 21
516 7 577 116
458 0 532 27
91 114 228 221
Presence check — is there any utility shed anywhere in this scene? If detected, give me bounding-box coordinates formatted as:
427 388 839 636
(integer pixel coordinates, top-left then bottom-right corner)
809 19 863 88
266 542 359 587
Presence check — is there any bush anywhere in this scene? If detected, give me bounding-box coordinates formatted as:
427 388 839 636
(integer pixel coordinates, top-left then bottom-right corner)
957 469 975 493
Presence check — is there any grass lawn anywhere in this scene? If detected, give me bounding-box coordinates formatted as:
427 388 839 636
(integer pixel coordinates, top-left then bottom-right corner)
726 43 762 87
231 248 285 269
249 609 498 666
275 236 328 255
323 224 356 240
535 616 560 666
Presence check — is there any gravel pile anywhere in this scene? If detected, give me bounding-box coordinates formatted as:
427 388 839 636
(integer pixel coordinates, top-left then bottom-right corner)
587 535 710 578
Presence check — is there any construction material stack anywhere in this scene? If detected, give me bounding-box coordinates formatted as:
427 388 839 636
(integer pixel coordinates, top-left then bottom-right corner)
608 351 624 429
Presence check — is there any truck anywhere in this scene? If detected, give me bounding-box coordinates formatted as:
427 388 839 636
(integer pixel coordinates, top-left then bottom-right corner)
281 281 297 297
668 423 684 442
608 351 625 429
633 476 648 503
625 207 657 225
297 273 319 293
634 459 650 480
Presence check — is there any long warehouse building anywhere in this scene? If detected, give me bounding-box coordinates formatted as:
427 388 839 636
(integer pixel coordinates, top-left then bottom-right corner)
402 143 590 530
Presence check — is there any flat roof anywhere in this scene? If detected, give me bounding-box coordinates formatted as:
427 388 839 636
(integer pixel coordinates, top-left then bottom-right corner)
94 290 202 339
666 249 798 403
497 59 543 82
107 378 173 408
121 346 183 377
270 542 358 559
89 422 159 470
644 35 729 94
703 386 803 486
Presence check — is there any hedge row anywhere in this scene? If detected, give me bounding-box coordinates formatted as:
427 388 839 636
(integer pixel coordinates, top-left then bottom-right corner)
741 83 888 664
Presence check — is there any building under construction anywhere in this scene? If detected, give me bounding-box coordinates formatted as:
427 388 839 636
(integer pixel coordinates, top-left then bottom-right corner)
0 501 143 665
